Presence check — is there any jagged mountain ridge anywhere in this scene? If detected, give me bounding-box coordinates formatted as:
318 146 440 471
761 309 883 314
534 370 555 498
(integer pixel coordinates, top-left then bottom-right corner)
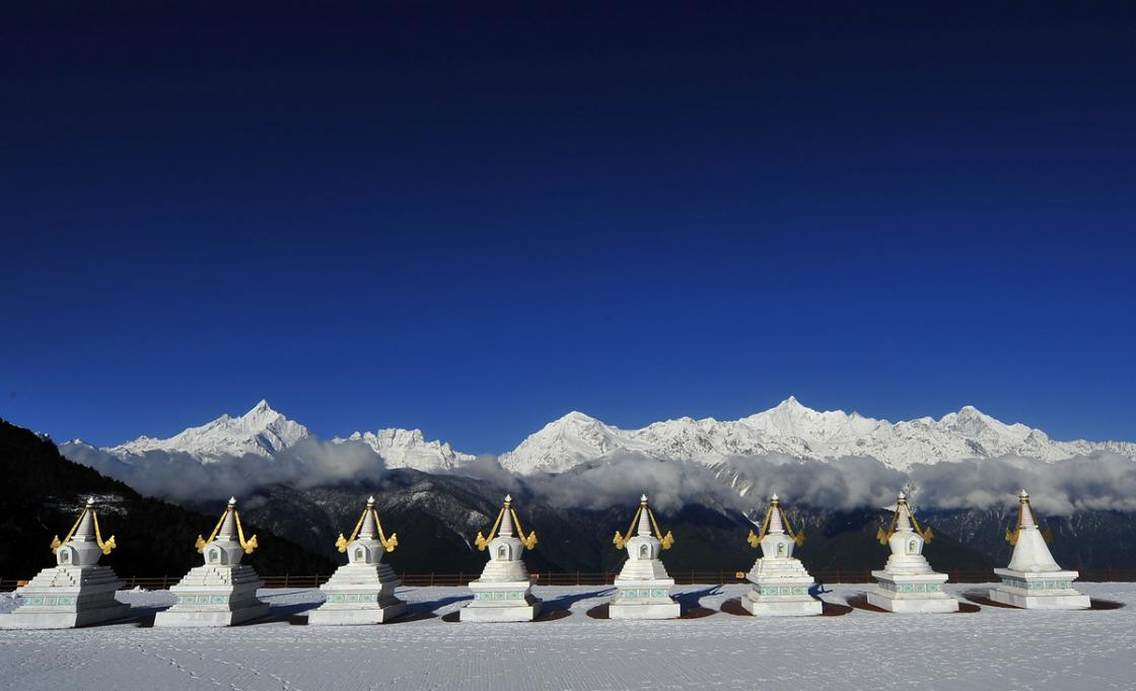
72 400 470 473
104 399 311 462
66 396 1136 475
498 396 1136 473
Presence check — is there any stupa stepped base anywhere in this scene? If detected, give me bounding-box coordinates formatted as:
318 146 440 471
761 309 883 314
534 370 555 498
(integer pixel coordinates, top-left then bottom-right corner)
609 600 681 619
867 570 959 613
460 579 541 622
308 603 407 625
307 563 407 625
741 560 821 617
0 566 130 630
154 564 268 628
609 577 680 620
154 603 270 627
988 568 1090 610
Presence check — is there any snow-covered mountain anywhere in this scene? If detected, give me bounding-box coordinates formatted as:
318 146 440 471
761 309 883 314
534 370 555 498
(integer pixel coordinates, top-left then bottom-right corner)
106 400 311 462
67 396 1136 477
83 400 471 472
497 396 1136 473
333 428 477 472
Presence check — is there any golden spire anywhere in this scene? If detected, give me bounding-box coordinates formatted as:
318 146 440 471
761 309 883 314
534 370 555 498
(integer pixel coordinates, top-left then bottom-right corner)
336 495 398 553
476 494 537 551
51 497 117 555
195 497 258 554
613 494 674 551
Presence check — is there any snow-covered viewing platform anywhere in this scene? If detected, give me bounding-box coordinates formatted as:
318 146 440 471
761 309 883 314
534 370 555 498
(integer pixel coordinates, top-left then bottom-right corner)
0 582 1130 690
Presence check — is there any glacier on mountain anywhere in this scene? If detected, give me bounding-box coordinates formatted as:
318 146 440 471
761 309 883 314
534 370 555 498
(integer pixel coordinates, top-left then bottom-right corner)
69 396 1136 476
497 396 1136 473
333 428 476 472
107 399 311 463
89 400 472 473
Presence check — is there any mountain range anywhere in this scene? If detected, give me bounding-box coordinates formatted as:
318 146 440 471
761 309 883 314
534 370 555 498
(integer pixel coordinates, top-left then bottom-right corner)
65 396 1136 474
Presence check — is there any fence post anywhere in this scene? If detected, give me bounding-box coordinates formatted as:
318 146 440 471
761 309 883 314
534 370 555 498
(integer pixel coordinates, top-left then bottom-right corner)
284 573 289 588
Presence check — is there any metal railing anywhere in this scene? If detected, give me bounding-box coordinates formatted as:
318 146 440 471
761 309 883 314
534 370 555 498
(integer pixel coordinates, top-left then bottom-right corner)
4 569 1136 592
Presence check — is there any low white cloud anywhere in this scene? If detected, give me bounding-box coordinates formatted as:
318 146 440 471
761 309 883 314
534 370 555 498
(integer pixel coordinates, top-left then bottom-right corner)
63 439 1136 517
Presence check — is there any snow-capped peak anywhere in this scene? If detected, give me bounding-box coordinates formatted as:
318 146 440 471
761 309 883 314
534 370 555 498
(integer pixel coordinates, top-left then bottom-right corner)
498 397 1136 474
335 427 476 473
106 400 310 463
497 410 625 474
69 395 1136 479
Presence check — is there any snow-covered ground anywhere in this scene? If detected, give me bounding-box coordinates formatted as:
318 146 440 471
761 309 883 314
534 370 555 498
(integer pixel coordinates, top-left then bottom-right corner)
1 583 1132 690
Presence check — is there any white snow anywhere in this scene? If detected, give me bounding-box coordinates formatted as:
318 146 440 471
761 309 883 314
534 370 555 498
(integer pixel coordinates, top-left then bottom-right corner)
68 396 1136 475
107 400 311 463
335 428 477 472
0 583 1132 690
499 396 1136 473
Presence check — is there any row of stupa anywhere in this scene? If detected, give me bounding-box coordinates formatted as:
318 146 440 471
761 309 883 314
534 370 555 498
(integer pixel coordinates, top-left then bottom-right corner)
0 489 1090 628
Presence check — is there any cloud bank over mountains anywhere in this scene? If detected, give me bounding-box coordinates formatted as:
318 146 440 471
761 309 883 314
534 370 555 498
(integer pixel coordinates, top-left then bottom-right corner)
59 398 1136 514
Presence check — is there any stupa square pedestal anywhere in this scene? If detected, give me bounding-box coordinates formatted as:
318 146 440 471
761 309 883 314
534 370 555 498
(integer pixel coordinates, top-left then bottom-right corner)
308 565 406 625
609 578 681 620
308 598 406 625
0 498 130 630
741 574 821 617
154 566 269 627
460 580 541 622
989 569 1090 610
866 571 958 613
1 571 129 629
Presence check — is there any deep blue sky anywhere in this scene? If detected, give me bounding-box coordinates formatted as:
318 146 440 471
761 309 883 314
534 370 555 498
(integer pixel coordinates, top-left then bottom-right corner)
2 3 1134 452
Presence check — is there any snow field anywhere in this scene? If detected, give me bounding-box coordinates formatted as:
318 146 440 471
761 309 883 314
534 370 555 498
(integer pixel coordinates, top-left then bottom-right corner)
0 583 1131 691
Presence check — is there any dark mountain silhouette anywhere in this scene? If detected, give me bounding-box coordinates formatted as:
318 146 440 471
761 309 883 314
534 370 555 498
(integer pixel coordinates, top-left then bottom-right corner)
0 419 333 579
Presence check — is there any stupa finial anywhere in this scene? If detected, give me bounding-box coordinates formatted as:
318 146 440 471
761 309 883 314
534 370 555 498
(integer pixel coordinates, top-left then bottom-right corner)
499 502 516 537
636 503 652 536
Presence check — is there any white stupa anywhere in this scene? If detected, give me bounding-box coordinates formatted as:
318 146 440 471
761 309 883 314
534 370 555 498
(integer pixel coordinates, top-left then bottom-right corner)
740 493 822 616
0 498 129 629
988 490 1090 609
154 497 269 627
460 494 542 622
608 494 680 619
866 491 959 613
308 496 407 625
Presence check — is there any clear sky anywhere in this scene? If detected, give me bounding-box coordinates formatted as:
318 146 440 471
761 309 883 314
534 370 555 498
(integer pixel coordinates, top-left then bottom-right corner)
2 4 1134 452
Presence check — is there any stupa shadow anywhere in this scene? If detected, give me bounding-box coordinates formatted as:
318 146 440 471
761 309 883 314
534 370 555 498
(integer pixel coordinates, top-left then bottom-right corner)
1089 599 1125 610
404 594 472 622
541 587 615 613
846 594 889 613
962 591 1018 609
119 604 174 628
675 585 719 619
260 600 322 625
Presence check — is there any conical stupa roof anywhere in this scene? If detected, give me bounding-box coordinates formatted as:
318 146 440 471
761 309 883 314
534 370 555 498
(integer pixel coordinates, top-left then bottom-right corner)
894 492 915 533
637 495 652 536
359 496 378 539
499 496 515 537
72 498 97 542
216 497 239 541
767 493 785 534
1008 490 1061 572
